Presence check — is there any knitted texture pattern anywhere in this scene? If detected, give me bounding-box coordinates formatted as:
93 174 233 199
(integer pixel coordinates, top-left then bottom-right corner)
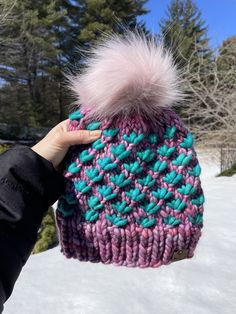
55 106 205 268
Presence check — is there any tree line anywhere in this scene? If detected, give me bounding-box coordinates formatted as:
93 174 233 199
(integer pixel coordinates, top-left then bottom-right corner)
1 0 235 254
0 0 235 147
0 0 148 127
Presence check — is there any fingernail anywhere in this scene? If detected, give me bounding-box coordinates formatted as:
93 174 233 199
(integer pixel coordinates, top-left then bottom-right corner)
90 130 102 136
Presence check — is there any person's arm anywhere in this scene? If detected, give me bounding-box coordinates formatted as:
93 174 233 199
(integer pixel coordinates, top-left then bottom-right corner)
0 119 101 313
0 145 65 312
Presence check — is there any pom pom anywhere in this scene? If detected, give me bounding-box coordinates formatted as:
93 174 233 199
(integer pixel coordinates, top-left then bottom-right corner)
68 30 182 120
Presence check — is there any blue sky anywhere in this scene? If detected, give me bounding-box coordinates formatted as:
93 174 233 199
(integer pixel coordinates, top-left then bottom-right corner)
138 0 236 48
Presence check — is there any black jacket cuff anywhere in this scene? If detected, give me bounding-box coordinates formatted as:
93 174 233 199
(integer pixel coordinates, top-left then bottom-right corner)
0 144 66 259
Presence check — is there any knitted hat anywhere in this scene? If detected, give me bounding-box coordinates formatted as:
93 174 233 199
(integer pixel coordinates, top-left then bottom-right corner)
55 31 205 268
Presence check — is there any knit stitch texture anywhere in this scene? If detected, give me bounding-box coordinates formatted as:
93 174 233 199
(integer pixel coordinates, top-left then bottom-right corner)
55 30 205 268
55 106 205 268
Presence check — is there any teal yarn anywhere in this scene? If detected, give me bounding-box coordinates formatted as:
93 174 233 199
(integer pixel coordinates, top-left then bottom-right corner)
188 164 201 176
188 213 203 225
57 202 74 217
163 170 183 184
103 128 120 137
163 216 182 226
177 183 196 195
105 214 128 227
147 133 158 144
180 133 195 148
174 200 186 211
138 217 156 228
74 180 91 194
85 168 104 182
125 188 145 202
110 143 132 160
88 195 104 210
140 202 161 215
68 110 84 121
163 125 177 139
192 195 205 205
124 161 143 174
172 153 192 166
149 160 168 172
157 145 176 157
98 156 118 171
123 131 145 144
92 139 105 150
112 200 132 214
137 148 155 162
64 193 77 205
79 149 95 163
98 185 117 200
137 174 156 187
152 187 173 200
167 198 186 211
110 173 131 188
56 107 205 268
55 30 205 268
86 121 102 130
84 209 99 222
67 161 81 174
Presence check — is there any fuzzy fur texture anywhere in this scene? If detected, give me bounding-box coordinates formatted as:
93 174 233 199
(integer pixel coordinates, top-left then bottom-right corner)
68 30 182 120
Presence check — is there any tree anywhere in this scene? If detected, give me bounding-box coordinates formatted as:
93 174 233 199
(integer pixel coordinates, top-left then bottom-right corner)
0 0 16 30
50 0 150 120
216 36 236 113
159 0 211 67
76 0 149 43
159 0 213 118
32 207 58 254
0 0 150 129
181 39 236 148
217 36 236 73
0 0 67 127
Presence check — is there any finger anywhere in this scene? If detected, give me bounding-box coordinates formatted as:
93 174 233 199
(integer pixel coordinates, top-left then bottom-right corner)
57 119 70 131
59 129 102 146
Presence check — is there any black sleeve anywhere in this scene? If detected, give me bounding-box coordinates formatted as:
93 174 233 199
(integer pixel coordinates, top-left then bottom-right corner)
0 144 66 313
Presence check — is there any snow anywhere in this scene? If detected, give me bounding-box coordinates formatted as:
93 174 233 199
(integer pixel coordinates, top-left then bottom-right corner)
4 149 236 314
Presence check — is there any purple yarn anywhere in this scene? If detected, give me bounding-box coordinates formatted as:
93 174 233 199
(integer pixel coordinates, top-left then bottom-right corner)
55 107 205 268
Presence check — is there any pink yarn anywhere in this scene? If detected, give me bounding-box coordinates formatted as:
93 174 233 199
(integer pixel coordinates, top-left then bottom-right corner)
56 107 204 268
56 31 204 268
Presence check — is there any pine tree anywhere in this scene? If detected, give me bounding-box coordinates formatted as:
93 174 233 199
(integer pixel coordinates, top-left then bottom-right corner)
49 0 149 120
159 0 211 67
0 0 16 30
76 0 149 44
51 0 150 119
32 207 58 254
217 36 236 72
0 0 149 129
159 0 213 119
0 0 66 127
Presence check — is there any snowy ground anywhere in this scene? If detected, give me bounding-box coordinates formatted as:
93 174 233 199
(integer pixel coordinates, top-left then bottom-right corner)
4 149 236 314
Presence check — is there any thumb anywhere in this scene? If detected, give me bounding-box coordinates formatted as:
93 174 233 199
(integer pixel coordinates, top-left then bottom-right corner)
60 129 102 146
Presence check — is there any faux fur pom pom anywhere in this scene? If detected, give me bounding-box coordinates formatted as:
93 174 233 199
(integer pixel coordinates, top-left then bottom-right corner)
68 30 182 120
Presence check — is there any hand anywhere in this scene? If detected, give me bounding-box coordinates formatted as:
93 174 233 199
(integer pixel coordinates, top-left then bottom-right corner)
31 119 102 171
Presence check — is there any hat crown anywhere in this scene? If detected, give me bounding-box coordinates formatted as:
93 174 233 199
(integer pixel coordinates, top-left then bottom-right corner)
56 31 203 268
56 107 204 267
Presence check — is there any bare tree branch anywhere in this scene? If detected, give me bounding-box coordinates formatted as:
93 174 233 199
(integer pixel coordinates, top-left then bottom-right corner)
180 45 236 148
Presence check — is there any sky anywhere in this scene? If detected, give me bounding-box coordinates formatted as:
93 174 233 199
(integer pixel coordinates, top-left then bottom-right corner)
138 0 236 48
